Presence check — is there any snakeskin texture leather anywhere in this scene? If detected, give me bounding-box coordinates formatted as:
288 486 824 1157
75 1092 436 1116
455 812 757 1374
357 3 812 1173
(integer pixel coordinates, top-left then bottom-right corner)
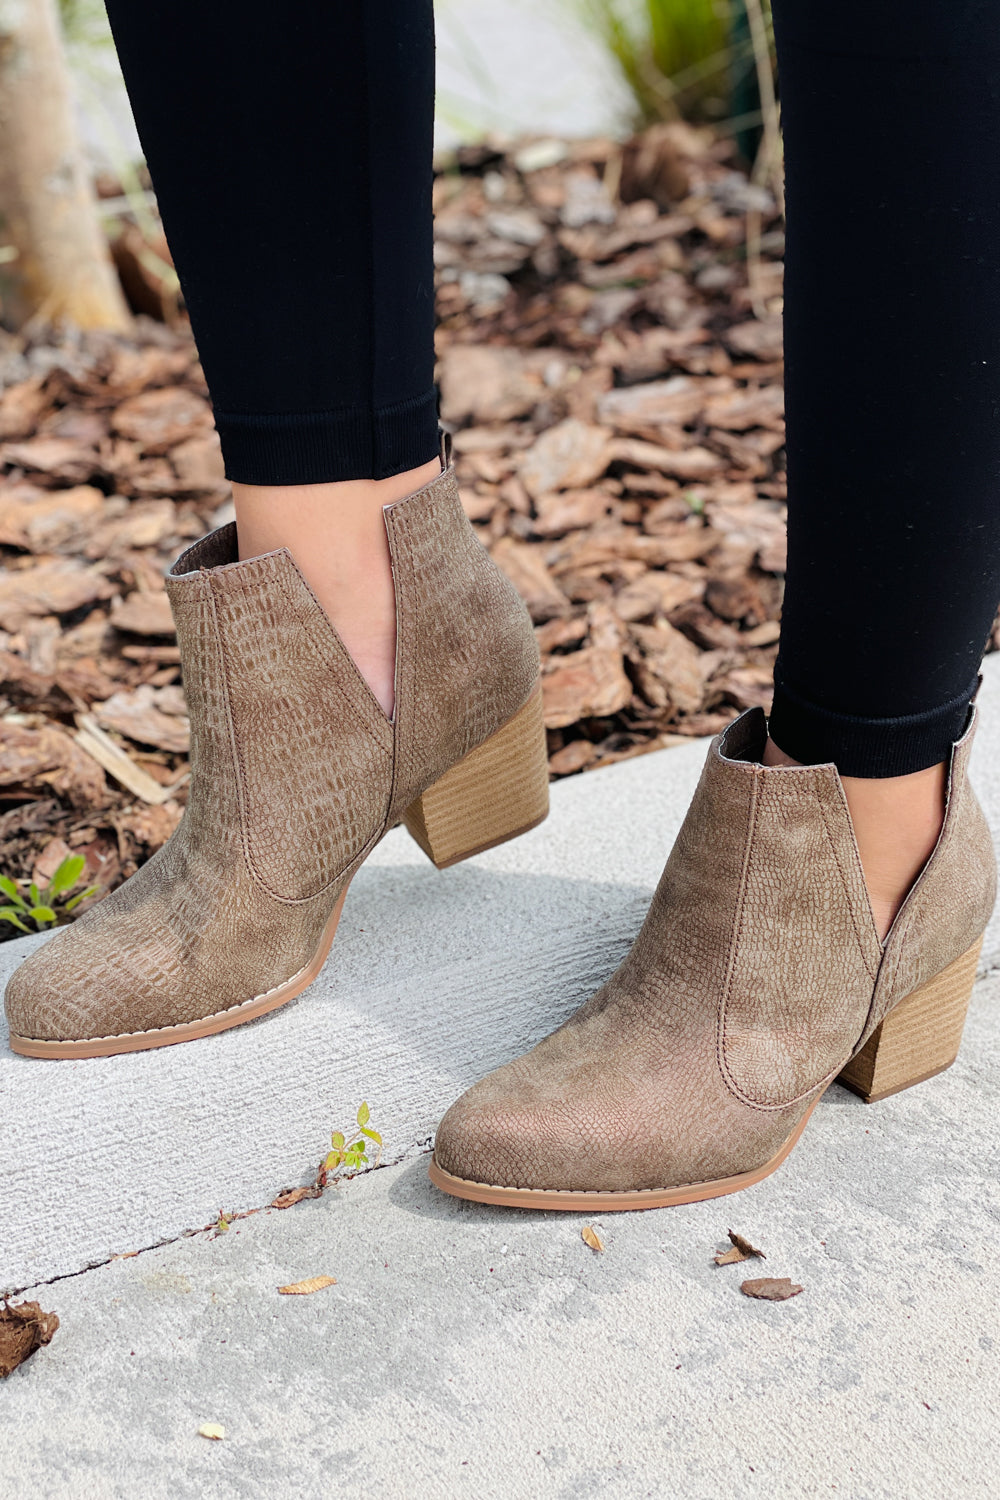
5 464 539 1046
433 706 996 1194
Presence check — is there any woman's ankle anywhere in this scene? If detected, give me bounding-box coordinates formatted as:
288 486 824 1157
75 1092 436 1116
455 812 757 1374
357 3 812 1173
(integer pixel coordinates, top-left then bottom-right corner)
764 736 946 941
232 457 441 716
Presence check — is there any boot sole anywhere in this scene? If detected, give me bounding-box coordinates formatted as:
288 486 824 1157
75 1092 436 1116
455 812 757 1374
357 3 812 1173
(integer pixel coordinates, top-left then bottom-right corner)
427 1097 822 1211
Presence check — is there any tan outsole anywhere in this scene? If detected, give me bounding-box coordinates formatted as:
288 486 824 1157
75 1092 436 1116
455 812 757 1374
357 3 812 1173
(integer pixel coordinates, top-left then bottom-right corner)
428 1095 822 1211
8 887 351 1060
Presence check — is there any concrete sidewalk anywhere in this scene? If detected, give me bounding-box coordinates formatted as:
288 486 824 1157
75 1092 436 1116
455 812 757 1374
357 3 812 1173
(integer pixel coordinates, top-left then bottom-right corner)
4 661 1000 1292
2 666 1000 1495
2 969 999 1498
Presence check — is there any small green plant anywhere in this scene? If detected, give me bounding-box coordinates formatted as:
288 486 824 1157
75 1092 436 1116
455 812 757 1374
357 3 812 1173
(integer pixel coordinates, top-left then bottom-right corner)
578 0 775 137
325 1102 382 1175
0 855 99 935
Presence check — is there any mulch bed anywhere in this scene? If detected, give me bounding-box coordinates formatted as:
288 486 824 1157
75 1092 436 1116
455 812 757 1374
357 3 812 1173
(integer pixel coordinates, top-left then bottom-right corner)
0 121 792 925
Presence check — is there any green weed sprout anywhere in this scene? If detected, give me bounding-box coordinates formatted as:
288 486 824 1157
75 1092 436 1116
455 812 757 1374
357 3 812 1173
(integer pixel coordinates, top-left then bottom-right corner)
0 855 99 935
325 1101 382 1175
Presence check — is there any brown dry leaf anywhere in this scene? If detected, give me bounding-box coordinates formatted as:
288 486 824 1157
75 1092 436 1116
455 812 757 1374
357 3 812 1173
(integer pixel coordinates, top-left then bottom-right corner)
277 1276 337 1296
620 122 692 208
715 1229 766 1265
705 572 769 626
629 619 710 714
548 739 597 775
542 646 632 728
0 561 116 631
114 800 184 852
703 385 784 432
0 483 105 552
2 436 98 483
519 419 611 499
271 1184 323 1210
533 488 615 538
84 500 178 558
111 387 212 452
597 375 707 433
534 615 588 653
171 433 227 492
439 345 557 426
0 378 49 442
31 834 74 886
0 1301 60 1378
198 1424 225 1441
608 437 725 482
0 720 110 809
717 666 775 714
581 1226 604 1252
490 537 569 622
725 318 783 362
110 591 176 637
740 1277 803 1301
94 684 190 753
615 571 704 622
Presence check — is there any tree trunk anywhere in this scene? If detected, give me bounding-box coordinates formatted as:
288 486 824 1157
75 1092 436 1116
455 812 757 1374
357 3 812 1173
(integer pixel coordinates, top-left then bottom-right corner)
0 0 130 330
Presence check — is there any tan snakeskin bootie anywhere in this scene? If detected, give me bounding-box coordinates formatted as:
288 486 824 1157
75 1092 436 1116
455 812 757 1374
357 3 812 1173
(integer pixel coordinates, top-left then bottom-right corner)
431 704 995 1210
6 463 548 1058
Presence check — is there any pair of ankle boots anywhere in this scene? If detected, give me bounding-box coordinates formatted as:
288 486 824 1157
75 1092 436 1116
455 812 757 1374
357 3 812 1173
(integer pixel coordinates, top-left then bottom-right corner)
5 463 995 1211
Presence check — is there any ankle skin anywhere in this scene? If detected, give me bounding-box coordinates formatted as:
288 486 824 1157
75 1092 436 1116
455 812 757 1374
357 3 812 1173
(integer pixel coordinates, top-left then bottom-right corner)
232 456 441 716
763 737 946 941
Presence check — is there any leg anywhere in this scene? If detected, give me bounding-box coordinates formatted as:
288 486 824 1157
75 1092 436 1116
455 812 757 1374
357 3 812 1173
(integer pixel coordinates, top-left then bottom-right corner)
765 0 1000 934
430 0 1000 1207
103 0 442 712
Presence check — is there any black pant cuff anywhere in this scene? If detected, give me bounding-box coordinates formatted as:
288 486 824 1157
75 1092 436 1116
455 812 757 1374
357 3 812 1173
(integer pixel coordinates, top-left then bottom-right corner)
214 389 440 485
768 672 979 777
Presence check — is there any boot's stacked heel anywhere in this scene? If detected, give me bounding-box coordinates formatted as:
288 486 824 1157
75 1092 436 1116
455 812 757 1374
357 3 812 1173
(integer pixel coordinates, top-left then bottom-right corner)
404 684 549 869
838 938 982 1104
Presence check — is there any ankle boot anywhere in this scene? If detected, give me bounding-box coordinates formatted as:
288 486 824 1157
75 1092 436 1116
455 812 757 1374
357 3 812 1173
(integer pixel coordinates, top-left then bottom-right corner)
6 464 548 1058
430 704 995 1210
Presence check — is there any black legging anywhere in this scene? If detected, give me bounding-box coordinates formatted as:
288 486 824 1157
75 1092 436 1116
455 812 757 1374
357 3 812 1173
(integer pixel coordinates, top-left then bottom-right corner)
103 0 1000 780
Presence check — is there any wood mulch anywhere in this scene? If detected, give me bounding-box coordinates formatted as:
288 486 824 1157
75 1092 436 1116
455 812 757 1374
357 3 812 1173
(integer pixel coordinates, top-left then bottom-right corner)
0 122 795 924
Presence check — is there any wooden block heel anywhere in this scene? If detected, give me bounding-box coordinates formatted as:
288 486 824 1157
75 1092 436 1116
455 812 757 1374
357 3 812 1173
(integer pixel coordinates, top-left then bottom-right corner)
403 683 549 869
838 937 983 1103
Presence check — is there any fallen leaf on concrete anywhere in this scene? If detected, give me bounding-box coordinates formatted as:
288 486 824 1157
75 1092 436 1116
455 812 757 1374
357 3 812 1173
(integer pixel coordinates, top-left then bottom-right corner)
581 1226 604 1253
198 1424 225 1441
271 1185 323 1210
715 1229 766 1265
0 1301 60 1378
740 1277 802 1301
278 1276 337 1296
